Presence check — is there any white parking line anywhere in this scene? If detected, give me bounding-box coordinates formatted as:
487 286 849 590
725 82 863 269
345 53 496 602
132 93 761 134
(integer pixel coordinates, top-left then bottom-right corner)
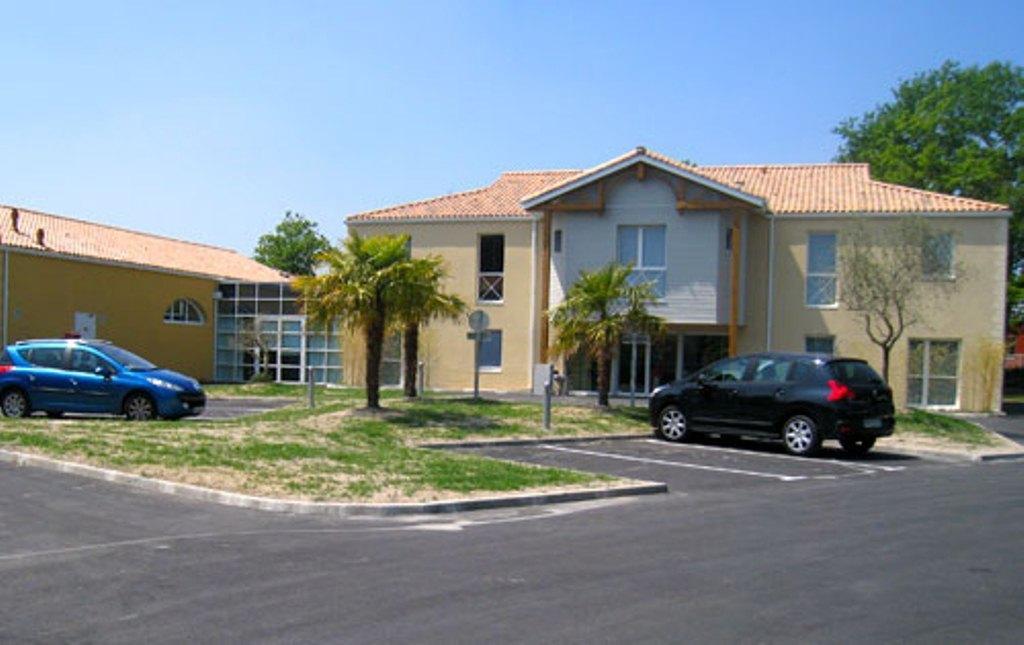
642 439 906 473
540 444 807 482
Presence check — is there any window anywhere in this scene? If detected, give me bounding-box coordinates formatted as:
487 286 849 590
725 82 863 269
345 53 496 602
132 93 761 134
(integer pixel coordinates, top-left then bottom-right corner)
805 336 835 354
478 235 505 302
68 349 115 374
23 347 66 369
553 230 562 253
790 360 822 383
751 357 797 382
923 233 954 279
381 334 402 386
908 339 960 407
698 356 751 382
806 233 837 307
617 225 667 297
830 360 883 384
478 330 502 370
164 298 205 325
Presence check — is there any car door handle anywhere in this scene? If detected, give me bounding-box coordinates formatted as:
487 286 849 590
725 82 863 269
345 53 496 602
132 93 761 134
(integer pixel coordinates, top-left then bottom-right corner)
774 388 786 398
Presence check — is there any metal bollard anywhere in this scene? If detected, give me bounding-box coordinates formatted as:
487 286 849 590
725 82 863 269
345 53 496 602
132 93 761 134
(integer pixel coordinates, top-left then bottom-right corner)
307 367 315 409
543 378 552 431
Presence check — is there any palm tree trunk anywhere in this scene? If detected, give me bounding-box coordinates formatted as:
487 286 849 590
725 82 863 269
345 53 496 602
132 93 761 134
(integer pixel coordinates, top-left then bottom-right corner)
596 346 612 407
403 323 419 398
365 316 385 409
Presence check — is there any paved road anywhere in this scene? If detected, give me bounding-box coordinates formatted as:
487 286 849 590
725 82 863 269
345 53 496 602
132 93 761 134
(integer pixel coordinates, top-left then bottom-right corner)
1 440 1022 642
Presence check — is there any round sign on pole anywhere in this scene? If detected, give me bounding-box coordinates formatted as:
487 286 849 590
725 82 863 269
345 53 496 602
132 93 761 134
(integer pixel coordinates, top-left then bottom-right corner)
468 310 490 332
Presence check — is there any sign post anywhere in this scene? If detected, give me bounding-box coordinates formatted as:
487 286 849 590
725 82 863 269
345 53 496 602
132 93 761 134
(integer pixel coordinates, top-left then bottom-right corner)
467 310 490 401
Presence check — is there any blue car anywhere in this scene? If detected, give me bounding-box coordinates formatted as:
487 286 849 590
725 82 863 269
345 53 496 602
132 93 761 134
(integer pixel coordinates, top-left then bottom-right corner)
0 339 206 421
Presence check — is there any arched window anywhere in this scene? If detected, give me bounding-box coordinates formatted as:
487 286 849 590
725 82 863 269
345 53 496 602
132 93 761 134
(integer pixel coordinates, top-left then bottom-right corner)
164 298 205 325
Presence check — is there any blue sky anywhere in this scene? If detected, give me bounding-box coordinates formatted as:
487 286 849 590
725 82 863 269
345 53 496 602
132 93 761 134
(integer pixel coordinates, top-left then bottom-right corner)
1 1 1022 254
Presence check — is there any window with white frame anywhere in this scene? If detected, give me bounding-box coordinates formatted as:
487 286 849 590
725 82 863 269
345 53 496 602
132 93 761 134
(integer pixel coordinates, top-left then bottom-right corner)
617 225 667 297
907 339 960 407
805 335 835 354
479 330 502 370
922 233 954 279
478 234 505 302
806 232 837 306
164 298 205 325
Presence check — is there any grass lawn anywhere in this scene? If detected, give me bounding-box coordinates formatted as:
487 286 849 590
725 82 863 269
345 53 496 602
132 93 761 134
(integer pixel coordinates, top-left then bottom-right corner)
0 386 648 502
893 409 998 446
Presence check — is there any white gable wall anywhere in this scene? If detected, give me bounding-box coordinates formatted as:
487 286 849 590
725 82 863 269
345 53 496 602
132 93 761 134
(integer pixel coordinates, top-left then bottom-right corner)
548 175 740 324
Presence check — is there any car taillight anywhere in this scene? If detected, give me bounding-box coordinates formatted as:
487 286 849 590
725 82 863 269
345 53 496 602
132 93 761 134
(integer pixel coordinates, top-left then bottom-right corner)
0 365 13 374
827 379 855 402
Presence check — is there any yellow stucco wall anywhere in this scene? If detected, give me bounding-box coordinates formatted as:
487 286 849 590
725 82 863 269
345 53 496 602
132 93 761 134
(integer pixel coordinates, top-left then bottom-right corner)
347 220 536 391
769 216 1007 411
4 251 218 380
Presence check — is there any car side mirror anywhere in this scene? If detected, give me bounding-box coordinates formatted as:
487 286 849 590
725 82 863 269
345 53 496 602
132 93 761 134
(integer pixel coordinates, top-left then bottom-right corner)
94 366 113 379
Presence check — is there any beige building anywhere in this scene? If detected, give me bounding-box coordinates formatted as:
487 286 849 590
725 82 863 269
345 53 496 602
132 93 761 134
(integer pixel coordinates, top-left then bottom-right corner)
346 147 1010 412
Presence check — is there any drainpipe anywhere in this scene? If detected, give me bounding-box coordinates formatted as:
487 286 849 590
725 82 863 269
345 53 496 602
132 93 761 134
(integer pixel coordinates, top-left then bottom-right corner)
2 250 8 346
766 212 775 350
528 215 538 390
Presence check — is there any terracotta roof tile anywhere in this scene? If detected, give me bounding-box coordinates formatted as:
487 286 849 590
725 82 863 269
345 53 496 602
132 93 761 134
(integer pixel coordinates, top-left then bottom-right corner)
347 148 1008 222
0 204 286 282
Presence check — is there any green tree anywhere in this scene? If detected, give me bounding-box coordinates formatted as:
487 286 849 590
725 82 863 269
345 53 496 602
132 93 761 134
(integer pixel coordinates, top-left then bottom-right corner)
392 256 466 398
254 211 330 275
292 233 413 409
550 263 665 407
834 60 1023 321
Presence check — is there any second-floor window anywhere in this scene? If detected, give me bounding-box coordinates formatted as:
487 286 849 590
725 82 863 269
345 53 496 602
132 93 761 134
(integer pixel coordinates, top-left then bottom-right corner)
617 225 666 298
922 233 954 279
806 232 837 307
478 234 505 302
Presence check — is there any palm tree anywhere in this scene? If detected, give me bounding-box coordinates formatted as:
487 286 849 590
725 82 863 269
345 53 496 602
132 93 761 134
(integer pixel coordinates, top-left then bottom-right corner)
392 256 466 398
292 233 414 409
550 263 665 407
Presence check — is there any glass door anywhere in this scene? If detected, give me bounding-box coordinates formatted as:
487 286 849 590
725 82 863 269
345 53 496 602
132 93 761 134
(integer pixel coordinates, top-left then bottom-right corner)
617 336 650 395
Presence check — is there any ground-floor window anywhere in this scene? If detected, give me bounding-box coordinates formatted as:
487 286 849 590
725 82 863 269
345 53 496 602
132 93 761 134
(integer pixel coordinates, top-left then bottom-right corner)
805 336 835 354
479 330 502 371
907 339 960 408
381 334 402 386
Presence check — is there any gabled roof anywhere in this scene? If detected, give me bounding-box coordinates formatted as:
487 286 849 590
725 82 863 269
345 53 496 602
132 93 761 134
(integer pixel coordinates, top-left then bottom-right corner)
520 146 766 210
346 147 1009 223
0 204 287 282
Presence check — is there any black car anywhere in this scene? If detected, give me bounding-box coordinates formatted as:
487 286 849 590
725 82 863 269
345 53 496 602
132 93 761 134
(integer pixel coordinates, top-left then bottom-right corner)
649 352 895 456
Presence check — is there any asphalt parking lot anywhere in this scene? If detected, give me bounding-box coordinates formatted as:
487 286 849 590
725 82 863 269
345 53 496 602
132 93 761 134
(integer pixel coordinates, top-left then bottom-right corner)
456 436 923 495
192 397 294 419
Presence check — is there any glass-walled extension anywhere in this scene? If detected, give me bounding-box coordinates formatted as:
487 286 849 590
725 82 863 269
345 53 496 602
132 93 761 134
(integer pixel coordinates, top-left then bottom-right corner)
214 282 343 384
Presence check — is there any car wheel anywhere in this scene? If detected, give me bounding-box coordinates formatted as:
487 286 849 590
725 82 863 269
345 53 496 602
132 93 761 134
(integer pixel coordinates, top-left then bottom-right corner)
124 394 156 421
1 389 30 418
46 411 65 419
782 414 821 457
840 436 876 456
656 405 690 442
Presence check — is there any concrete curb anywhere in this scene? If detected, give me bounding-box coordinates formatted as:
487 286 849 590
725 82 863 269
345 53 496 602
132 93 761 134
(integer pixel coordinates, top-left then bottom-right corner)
421 434 651 450
878 445 1024 463
972 451 1024 462
0 449 667 517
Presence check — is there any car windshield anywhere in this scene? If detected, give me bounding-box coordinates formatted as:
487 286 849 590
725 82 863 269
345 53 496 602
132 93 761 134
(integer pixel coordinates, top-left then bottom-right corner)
95 344 157 371
829 360 883 384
